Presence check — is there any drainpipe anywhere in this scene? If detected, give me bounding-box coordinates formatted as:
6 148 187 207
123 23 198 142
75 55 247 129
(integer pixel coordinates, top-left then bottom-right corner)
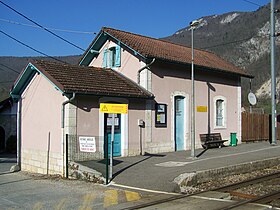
61 92 76 177
61 93 76 128
16 97 22 171
137 58 156 85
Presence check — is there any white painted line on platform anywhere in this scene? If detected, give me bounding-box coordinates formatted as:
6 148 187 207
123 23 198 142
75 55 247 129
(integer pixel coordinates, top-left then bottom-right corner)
192 195 233 202
111 183 180 195
156 145 280 167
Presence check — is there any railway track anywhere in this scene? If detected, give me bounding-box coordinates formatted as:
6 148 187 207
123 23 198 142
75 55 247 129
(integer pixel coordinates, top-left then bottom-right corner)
219 190 280 210
215 171 280 209
122 171 280 210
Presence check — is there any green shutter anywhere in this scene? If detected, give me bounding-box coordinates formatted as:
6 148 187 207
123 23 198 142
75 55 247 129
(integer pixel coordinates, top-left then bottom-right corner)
115 45 121 67
102 49 108 68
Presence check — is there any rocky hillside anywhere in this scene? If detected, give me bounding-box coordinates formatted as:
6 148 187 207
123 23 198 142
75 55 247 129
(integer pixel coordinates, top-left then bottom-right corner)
163 0 280 108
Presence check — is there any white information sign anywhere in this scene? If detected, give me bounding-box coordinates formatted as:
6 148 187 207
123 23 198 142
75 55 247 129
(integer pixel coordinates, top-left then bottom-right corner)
79 136 96 153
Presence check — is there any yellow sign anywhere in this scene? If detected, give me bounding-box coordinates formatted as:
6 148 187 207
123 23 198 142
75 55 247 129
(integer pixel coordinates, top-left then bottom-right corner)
100 103 128 114
197 106 207 112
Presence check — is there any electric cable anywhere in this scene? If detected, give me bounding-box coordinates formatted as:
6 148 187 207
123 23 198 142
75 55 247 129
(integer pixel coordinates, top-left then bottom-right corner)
241 0 264 8
0 63 20 74
0 18 97 35
0 0 85 51
0 29 67 64
201 36 256 49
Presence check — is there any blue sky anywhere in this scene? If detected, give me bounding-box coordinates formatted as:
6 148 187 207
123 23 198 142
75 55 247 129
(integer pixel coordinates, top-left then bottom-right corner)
0 0 270 56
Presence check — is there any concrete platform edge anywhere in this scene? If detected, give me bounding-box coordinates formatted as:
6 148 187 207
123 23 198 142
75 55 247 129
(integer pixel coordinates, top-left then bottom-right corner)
174 157 280 188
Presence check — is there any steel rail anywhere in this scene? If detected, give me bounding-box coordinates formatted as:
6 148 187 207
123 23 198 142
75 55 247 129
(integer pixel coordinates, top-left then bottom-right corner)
121 171 280 210
216 171 280 192
219 190 280 210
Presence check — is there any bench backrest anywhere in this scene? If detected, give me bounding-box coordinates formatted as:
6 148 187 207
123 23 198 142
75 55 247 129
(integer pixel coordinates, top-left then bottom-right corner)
200 133 222 143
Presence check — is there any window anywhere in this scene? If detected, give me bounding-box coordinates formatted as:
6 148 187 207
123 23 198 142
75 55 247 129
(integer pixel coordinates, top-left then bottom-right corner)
102 45 121 68
110 47 116 67
214 96 227 128
216 99 224 126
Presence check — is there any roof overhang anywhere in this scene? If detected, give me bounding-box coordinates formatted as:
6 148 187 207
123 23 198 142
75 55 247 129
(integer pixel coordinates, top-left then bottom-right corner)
79 29 146 66
152 57 254 79
10 62 64 100
10 61 154 101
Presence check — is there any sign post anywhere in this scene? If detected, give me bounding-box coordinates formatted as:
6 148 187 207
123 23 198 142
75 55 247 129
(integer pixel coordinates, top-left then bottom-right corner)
109 113 115 179
100 103 128 184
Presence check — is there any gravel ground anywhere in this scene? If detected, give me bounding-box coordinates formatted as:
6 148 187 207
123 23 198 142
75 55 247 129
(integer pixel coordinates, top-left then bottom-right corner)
181 164 280 202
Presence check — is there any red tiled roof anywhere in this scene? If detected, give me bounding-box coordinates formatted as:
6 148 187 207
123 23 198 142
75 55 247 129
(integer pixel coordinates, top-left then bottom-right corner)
31 60 153 99
100 27 251 78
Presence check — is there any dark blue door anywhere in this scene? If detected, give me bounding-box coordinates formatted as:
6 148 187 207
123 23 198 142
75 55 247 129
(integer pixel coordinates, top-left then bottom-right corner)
175 96 185 151
105 114 121 157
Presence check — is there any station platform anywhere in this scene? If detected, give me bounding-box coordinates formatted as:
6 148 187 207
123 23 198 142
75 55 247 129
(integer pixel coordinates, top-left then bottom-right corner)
80 141 280 193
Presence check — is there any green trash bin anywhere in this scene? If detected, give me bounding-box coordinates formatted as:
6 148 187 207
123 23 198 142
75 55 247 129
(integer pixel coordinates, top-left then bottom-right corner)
230 133 237 146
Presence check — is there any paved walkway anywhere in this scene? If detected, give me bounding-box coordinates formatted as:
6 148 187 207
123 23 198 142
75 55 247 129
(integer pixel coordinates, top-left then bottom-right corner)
80 141 280 193
0 153 16 174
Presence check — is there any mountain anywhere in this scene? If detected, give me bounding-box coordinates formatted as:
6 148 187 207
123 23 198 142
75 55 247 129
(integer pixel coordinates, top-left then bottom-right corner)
0 55 81 101
162 0 280 110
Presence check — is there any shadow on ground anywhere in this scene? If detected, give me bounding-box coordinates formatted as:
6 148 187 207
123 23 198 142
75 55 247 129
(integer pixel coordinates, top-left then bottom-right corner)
79 153 166 180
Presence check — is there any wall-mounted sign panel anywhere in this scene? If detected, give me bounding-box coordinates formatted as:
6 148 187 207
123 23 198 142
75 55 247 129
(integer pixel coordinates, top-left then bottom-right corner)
79 136 96 153
155 103 167 127
197 106 207 112
100 103 128 114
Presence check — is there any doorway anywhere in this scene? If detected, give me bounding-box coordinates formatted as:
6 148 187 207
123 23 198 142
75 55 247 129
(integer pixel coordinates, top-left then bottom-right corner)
175 96 185 151
104 113 121 157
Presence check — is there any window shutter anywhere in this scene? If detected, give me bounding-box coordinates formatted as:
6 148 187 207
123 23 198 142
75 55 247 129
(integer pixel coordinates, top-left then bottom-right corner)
102 49 108 68
115 45 121 67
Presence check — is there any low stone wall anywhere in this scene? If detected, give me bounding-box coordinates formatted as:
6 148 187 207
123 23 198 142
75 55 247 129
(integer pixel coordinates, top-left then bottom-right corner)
68 134 105 162
21 148 63 175
68 161 105 184
145 142 174 154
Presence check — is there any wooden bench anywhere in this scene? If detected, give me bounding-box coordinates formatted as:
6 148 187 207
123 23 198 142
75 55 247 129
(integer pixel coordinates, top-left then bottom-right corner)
200 133 228 149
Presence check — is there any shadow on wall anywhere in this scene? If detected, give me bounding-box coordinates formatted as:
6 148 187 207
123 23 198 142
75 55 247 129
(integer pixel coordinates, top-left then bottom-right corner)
207 82 216 134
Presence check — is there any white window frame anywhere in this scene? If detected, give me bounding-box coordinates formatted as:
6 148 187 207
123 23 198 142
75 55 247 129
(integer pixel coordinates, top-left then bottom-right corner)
213 96 227 129
98 97 129 157
104 42 121 69
170 92 189 150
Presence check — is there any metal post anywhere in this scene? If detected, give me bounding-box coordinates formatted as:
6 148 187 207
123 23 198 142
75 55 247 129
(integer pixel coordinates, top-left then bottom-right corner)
139 125 143 155
109 114 115 179
249 79 252 113
191 27 196 157
16 98 22 169
105 132 109 185
47 132 51 176
271 0 277 145
65 133 68 178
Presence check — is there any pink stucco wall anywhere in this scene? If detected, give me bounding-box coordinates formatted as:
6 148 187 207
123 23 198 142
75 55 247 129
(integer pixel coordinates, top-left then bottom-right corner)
86 39 241 153
76 95 99 136
151 62 240 149
21 73 64 153
127 100 146 154
76 96 146 156
89 40 143 82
